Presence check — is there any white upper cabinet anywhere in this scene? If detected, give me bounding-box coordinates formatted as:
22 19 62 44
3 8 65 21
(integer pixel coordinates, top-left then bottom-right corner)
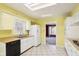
65 12 79 26
66 26 79 39
65 12 79 39
0 12 31 32
0 12 14 30
25 20 31 30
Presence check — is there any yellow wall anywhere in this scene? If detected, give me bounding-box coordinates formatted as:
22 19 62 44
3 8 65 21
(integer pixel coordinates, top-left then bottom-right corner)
0 4 40 22
56 17 65 47
71 4 79 16
0 4 65 47
0 13 1 28
0 4 41 30
37 17 65 47
36 5 78 46
39 4 79 47
0 4 41 38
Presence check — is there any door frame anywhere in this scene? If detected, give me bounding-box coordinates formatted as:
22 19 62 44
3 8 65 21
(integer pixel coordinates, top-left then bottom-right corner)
45 24 56 45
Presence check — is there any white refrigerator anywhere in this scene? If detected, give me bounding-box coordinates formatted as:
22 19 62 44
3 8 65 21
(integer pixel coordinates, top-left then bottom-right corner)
29 25 41 46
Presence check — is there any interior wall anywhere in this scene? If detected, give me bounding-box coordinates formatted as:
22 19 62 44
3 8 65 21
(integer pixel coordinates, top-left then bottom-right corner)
0 4 40 23
56 17 65 47
38 4 78 46
0 13 1 28
37 17 65 47
0 4 41 39
71 4 79 16
0 4 73 47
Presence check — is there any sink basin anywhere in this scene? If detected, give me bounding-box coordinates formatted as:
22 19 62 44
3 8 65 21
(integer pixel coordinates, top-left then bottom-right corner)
73 40 79 46
17 34 29 38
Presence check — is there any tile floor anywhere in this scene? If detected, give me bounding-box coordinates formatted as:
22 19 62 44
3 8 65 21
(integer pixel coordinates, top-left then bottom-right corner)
21 45 67 56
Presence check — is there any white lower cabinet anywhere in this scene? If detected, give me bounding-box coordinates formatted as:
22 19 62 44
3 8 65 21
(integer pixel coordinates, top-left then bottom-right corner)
20 37 34 53
0 37 35 56
0 43 6 56
0 36 38 56
65 40 79 56
0 40 20 56
33 37 40 47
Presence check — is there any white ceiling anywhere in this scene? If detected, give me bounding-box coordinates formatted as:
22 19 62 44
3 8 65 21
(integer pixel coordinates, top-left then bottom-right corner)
6 3 77 19
24 3 56 11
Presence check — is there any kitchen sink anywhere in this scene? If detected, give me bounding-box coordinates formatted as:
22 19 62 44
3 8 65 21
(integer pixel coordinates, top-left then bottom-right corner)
73 40 79 46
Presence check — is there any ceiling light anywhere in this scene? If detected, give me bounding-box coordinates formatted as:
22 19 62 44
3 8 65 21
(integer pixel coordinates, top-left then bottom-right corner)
41 14 52 17
24 3 56 11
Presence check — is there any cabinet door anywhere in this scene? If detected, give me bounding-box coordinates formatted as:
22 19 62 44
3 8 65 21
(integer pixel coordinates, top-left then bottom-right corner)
72 49 79 56
0 42 6 56
21 37 33 53
6 40 20 56
0 13 14 30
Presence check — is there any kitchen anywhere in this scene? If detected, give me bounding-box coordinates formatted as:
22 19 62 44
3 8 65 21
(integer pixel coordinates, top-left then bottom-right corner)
0 3 79 56
0 12 41 56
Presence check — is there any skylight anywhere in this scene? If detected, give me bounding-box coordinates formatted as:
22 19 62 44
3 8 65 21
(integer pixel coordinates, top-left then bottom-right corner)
24 3 56 11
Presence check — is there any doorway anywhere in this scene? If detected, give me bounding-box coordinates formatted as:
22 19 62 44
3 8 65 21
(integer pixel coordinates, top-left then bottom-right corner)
46 24 56 45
